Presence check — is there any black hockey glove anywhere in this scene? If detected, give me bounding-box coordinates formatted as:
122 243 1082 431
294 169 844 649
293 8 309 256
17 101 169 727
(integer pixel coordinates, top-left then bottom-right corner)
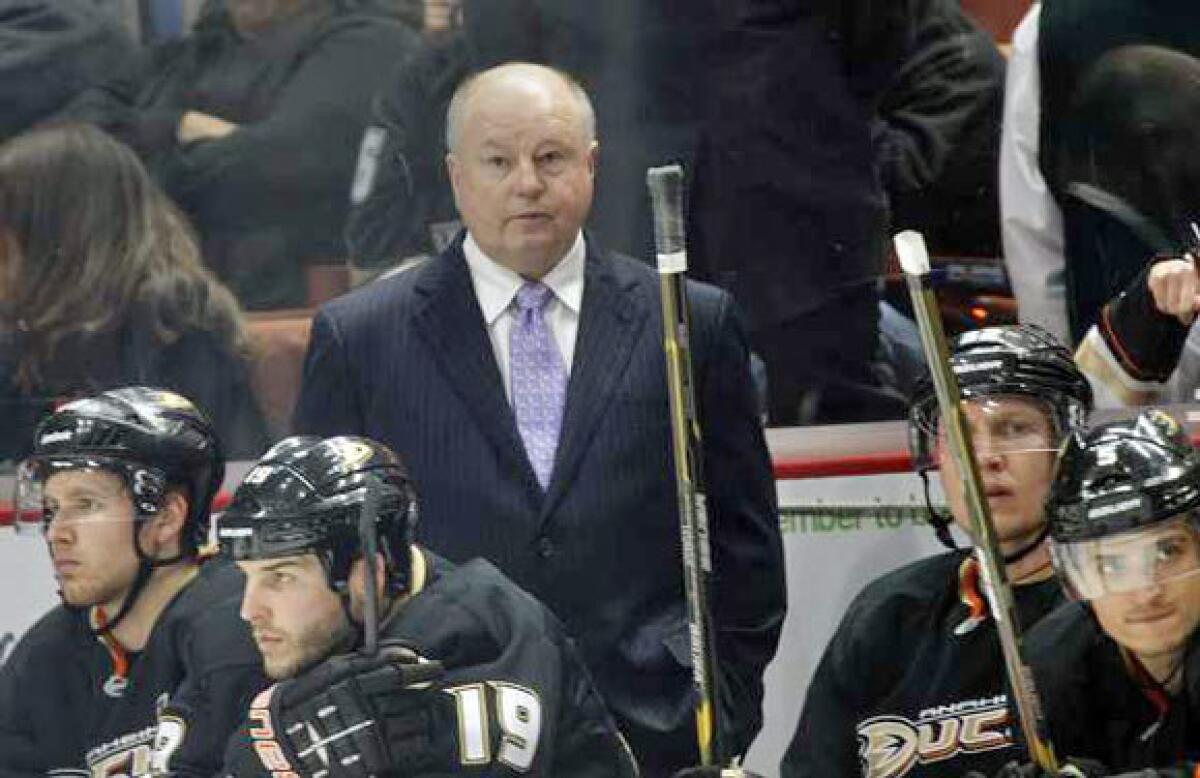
240 642 452 778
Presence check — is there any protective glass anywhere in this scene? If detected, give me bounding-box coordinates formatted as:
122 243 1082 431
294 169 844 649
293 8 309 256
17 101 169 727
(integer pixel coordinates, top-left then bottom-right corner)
929 395 1058 459
1051 515 1200 600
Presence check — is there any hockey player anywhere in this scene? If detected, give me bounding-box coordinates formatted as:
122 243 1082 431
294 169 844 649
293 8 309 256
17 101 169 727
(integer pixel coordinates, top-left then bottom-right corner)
215 434 639 777
780 324 1093 778
990 410 1200 777
0 387 267 776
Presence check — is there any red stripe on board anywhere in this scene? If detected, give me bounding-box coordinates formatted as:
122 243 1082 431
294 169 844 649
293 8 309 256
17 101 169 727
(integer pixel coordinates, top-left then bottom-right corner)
773 452 914 479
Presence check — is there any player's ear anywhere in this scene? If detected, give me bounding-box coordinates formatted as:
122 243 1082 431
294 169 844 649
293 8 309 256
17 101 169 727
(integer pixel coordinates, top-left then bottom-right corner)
349 553 388 600
143 488 188 559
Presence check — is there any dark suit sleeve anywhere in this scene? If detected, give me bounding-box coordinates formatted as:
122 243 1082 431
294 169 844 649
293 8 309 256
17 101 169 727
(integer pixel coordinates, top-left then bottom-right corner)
698 290 786 757
292 306 366 436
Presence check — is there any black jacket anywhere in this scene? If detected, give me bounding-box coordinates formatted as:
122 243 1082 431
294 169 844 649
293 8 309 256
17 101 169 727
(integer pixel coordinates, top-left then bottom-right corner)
0 319 268 462
781 551 1063 777
0 559 267 777
875 0 1005 256
57 4 419 309
222 552 639 776
0 0 135 141
1037 0 1200 339
1025 601 1200 772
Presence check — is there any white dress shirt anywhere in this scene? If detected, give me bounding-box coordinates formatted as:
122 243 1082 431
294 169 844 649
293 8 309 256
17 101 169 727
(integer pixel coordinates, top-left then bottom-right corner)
999 3 1073 345
462 232 585 402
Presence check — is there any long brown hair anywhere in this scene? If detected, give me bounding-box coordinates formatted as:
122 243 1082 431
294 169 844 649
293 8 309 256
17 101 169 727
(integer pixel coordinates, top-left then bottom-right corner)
0 123 249 389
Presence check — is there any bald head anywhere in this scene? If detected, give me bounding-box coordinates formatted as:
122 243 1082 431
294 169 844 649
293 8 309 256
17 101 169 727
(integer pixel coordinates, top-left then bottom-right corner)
443 61 599 279
445 63 596 154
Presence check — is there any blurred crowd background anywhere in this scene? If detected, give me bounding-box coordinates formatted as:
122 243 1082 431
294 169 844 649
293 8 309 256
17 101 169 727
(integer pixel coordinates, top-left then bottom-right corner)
3 0 1188 462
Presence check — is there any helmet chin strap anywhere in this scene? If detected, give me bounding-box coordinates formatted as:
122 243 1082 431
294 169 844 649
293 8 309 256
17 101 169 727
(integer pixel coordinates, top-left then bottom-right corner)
87 516 186 638
920 469 1052 567
335 585 395 652
1001 522 1050 566
919 469 959 550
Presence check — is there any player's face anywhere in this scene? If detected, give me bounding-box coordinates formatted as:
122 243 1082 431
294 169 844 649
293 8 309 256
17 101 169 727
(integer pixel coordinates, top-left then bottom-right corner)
238 555 354 679
1086 522 1200 669
447 67 597 279
42 469 140 612
937 396 1057 555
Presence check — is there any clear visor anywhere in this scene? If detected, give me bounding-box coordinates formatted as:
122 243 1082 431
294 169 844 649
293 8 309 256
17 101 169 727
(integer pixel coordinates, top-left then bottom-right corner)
1051 515 1200 600
924 395 1059 459
13 457 142 534
11 459 48 531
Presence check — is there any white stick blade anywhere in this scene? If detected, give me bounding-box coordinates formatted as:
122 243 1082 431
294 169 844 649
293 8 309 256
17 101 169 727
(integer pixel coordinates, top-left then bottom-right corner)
893 230 931 276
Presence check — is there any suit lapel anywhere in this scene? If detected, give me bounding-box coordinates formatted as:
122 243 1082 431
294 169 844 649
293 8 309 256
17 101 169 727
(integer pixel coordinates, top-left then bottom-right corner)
412 246 542 498
541 245 648 521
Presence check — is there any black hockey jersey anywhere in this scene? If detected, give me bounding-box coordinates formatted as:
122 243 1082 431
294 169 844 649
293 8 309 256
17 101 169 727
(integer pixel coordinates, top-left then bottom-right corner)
781 550 1063 778
224 551 638 777
1025 601 1200 772
0 558 267 777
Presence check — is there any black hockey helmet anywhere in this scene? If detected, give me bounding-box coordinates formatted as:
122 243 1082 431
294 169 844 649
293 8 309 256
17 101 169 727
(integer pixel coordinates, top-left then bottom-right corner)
217 435 418 595
22 386 225 556
1047 410 1200 542
908 324 1092 471
1047 410 1200 598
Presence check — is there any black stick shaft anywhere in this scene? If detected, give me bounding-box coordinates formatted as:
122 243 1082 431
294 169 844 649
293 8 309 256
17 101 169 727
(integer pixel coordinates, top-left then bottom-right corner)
648 163 722 766
359 481 381 656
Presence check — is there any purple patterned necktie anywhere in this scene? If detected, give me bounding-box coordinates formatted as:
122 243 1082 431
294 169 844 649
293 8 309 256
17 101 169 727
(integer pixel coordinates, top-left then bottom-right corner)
510 281 567 489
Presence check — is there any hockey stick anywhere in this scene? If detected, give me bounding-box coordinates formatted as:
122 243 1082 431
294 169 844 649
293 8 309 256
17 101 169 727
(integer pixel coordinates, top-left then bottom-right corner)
894 231 1060 772
358 479 382 656
647 164 722 767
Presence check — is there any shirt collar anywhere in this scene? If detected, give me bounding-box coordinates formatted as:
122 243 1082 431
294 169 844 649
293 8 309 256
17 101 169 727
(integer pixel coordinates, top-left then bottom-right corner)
462 232 586 325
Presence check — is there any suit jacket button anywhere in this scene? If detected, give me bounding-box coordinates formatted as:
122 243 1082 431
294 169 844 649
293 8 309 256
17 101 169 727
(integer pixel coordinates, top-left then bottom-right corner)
536 537 555 558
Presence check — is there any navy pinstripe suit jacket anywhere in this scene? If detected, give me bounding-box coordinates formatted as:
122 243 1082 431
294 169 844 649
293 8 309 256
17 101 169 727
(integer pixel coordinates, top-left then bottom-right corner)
293 235 785 769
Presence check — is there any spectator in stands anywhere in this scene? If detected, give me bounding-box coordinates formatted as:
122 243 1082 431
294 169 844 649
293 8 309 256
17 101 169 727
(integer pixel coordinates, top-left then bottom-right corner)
1032 47 1200 408
781 324 1092 777
685 2 913 425
1000 0 1200 345
344 0 531 273
56 0 420 309
1054 45 1200 342
294 62 785 775
1073 251 1200 409
0 123 268 461
872 0 1007 403
876 0 1006 258
0 0 135 142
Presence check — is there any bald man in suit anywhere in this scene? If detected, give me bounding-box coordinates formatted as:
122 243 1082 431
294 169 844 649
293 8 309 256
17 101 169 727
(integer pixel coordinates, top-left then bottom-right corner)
294 62 785 775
